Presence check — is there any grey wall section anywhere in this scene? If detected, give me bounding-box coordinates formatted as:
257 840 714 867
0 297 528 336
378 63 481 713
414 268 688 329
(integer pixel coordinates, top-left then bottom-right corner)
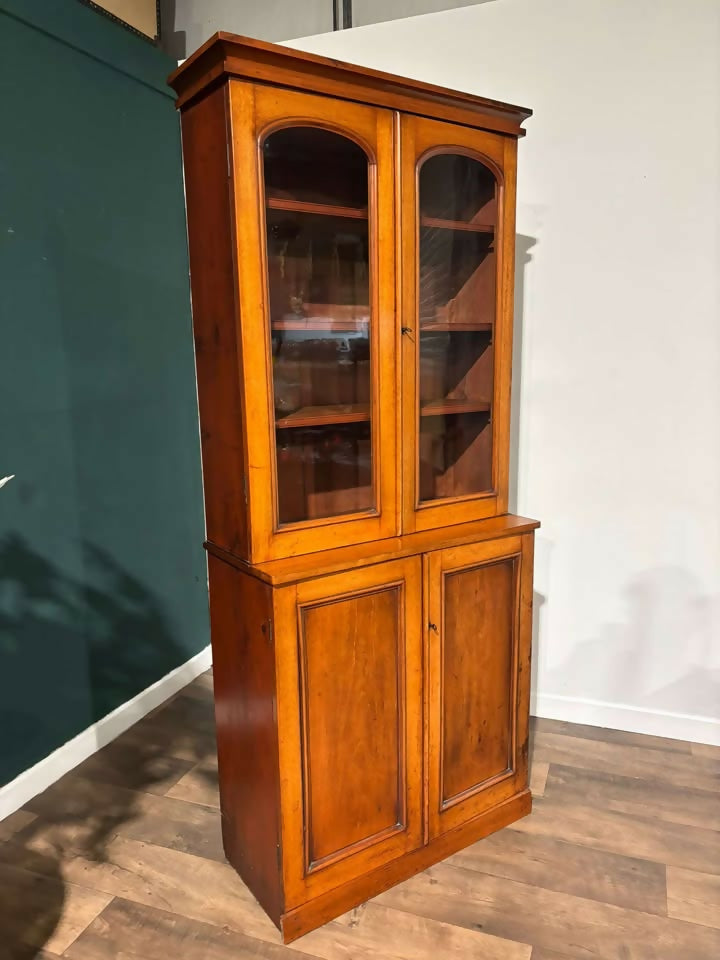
161 0 490 58
162 0 333 57
0 0 208 787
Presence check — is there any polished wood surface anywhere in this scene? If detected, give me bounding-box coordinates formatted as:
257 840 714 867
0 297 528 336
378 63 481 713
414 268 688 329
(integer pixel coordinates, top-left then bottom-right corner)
173 35 539 943
399 113 514 532
2 673 719 959
426 536 532 839
168 33 532 137
180 84 249 557
229 82 398 562
206 556 283 920
273 559 424 908
206 513 540 586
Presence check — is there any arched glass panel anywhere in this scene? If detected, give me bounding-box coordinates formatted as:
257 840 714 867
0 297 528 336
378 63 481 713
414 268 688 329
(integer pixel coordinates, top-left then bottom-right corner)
417 153 497 502
263 128 373 525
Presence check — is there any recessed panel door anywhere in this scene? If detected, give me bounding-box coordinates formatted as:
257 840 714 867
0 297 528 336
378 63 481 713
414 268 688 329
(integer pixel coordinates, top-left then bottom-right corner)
274 557 423 905
426 535 533 838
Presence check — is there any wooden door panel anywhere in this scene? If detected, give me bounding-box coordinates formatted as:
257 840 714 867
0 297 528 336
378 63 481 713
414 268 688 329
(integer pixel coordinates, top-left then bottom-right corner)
442 558 514 802
275 557 423 904
427 535 532 838
302 587 402 867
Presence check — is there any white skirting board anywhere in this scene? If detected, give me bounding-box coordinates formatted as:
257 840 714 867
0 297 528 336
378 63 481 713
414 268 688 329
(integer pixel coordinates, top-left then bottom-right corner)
0 645 212 823
532 692 720 746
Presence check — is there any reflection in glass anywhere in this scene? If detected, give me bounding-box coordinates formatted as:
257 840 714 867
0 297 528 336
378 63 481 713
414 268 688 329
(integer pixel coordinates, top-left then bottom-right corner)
263 127 374 524
418 153 497 502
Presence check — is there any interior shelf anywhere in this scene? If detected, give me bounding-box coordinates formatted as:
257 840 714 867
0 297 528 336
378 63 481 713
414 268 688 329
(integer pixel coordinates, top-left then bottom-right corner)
420 215 494 233
266 196 368 220
420 321 493 333
276 403 371 429
420 398 491 417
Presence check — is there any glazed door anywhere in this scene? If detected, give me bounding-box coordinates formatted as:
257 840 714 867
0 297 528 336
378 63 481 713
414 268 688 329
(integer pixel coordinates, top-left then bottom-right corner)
426 535 533 839
400 115 517 533
229 82 398 562
274 557 423 905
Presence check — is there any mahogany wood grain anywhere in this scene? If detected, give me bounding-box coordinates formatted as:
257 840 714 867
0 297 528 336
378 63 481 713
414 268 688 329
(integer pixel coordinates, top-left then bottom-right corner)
180 85 249 557
265 196 368 219
206 555 283 923
273 558 424 907
205 514 540 586
399 114 511 533
426 536 532 838
229 82 399 562
441 558 515 800
173 37 539 945
302 588 404 866
168 33 532 137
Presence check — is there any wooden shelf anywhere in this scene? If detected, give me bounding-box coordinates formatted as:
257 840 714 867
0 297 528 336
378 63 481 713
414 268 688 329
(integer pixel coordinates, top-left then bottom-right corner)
276 404 370 429
420 321 492 333
421 398 491 417
273 318 369 332
420 215 494 234
267 196 368 220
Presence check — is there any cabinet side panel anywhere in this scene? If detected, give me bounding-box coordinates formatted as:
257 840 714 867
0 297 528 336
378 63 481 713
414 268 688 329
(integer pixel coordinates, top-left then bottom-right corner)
207 554 283 922
181 86 248 556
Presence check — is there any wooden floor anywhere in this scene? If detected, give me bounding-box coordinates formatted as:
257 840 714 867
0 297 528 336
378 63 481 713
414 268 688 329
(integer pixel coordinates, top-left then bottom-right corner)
1 670 719 960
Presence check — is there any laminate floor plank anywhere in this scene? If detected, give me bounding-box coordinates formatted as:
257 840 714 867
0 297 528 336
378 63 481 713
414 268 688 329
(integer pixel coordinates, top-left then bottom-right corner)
0 832 282 942
667 866 720 929
448 827 668 913
0 808 36 840
532 730 720 793
530 717 693 755
513 796 720 873
164 760 220 809
71 739 194 796
691 741 720 759
375 861 720 960
529 760 550 798
64 897 319 960
544 762 720 831
0 860 111 958
24 774 225 862
294 902 531 960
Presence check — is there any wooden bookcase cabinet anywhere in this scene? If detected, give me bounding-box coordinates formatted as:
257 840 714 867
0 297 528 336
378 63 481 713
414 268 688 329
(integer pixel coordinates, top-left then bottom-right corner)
170 33 539 943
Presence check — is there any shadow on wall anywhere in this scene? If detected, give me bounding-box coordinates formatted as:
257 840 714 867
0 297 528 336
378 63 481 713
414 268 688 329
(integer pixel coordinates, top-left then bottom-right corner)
508 233 536 519
0 535 217 959
542 566 720 719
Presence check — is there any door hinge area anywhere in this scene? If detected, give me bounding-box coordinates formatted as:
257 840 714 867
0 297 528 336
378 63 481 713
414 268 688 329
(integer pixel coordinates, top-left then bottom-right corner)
261 619 273 645
242 474 248 503
276 842 282 869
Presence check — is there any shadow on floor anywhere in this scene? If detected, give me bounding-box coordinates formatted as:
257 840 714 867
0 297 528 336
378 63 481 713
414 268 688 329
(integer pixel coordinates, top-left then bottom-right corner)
0 538 216 960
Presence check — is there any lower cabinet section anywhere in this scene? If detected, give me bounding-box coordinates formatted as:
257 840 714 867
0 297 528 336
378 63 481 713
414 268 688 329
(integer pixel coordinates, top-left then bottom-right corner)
206 524 536 943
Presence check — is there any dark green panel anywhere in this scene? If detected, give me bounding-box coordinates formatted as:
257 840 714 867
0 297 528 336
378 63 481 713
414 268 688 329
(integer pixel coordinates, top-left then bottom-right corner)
0 1 208 786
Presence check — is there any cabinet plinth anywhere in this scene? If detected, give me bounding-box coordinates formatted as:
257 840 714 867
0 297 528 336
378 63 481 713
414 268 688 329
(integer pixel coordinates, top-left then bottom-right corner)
171 31 538 943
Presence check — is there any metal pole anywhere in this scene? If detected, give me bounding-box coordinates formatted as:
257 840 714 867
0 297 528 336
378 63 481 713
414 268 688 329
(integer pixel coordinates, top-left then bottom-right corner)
334 0 353 30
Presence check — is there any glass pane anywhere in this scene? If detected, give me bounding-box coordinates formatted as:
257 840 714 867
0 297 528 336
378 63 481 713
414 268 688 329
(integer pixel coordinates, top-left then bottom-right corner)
263 127 374 525
417 153 497 502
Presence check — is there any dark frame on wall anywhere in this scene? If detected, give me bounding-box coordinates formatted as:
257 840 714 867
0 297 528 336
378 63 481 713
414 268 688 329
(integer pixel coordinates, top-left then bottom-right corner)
78 0 161 44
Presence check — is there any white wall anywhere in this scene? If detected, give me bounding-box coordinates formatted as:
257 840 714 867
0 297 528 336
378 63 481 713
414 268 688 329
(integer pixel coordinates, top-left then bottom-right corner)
284 0 720 742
